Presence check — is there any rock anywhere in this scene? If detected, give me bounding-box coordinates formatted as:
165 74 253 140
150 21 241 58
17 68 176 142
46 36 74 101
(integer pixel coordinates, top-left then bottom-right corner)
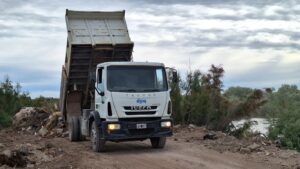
13 107 49 129
0 143 4 150
1 150 12 159
56 128 64 136
57 117 65 128
26 126 32 132
274 139 282 147
203 133 218 140
247 143 260 152
18 145 29 156
27 164 35 168
62 131 69 138
46 112 61 130
278 150 298 159
188 124 196 129
240 147 251 154
38 127 49 137
173 124 181 129
0 149 27 167
31 149 53 162
0 165 10 169
44 142 54 149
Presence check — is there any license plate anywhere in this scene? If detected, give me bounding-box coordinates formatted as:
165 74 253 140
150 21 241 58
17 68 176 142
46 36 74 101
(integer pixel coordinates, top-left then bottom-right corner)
136 123 147 129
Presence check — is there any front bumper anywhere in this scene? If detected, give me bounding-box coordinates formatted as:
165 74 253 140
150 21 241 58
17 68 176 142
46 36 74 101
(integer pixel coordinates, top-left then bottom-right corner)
101 119 173 141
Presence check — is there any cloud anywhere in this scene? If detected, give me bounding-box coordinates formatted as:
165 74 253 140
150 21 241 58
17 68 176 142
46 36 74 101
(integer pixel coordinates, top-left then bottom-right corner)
0 0 299 98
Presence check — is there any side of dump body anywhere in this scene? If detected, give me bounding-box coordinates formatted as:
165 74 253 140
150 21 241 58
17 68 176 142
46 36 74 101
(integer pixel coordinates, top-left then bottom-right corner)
60 9 134 118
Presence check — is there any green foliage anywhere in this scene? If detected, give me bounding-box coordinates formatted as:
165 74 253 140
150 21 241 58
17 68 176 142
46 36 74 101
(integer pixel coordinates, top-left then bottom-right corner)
0 77 29 127
183 70 210 125
169 72 183 124
266 85 300 151
224 87 253 101
171 65 267 132
0 76 58 128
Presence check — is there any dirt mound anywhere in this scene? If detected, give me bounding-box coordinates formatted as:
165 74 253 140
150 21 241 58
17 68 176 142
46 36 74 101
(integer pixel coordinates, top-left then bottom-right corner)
13 107 66 138
13 107 49 129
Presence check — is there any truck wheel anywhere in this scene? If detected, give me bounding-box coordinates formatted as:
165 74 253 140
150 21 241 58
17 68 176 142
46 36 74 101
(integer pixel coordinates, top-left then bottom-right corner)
150 137 166 148
69 116 81 141
90 121 105 152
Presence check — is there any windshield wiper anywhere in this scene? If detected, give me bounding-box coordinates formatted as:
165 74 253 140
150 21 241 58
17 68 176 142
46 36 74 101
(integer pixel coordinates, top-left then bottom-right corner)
114 89 138 92
142 89 160 92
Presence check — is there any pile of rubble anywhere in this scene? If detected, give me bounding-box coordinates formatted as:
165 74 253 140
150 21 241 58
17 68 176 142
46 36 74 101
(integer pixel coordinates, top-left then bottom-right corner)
0 107 67 168
12 107 68 138
173 124 300 159
0 142 63 168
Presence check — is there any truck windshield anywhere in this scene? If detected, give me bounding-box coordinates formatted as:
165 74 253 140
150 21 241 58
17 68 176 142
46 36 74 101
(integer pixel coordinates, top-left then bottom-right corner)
107 66 168 92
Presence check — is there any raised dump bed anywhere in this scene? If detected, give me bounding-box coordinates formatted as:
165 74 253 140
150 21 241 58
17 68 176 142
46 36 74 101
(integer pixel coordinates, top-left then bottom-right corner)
60 9 134 117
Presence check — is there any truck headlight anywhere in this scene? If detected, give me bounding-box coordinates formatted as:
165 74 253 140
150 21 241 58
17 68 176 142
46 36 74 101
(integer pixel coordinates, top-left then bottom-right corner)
161 121 172 128
108 123 120 130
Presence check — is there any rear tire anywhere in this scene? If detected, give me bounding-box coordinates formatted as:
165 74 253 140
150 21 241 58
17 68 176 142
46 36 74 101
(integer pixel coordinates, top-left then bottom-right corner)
90 121 106 152
68 116 81 141
150 137 166 148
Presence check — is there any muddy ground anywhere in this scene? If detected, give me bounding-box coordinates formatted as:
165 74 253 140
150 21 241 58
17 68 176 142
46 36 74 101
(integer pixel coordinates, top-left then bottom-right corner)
0 126 299 169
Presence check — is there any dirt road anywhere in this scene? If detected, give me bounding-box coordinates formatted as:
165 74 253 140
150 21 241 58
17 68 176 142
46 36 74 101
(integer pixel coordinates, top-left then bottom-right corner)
1 127 299 169
41 138 281 169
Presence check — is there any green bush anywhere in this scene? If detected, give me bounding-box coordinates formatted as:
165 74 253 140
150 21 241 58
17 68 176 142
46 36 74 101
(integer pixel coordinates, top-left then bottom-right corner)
267 85 300 150
170 65 267 131
0 76 58 128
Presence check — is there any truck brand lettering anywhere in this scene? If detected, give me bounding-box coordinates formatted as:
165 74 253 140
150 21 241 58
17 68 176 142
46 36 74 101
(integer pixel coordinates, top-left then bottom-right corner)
131 106 151 110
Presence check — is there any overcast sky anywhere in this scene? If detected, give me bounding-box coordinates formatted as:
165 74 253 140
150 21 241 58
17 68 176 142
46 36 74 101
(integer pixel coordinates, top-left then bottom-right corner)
0 0 299 97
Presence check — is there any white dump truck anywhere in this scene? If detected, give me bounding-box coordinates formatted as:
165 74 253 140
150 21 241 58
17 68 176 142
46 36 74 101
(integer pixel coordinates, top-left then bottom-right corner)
59 10 176 152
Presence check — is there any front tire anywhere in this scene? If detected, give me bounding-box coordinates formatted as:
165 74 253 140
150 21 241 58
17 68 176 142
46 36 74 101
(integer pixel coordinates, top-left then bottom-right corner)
150 137 166 149
90 121 106 152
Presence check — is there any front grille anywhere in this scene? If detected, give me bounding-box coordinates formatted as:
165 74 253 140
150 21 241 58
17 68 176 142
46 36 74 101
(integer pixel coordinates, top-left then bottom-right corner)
125 111 156 115
119 117 161 122
129 128 154 136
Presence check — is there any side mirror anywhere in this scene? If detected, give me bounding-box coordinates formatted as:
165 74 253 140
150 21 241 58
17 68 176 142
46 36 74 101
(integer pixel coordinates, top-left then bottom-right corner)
172 70 178 83
96 83 105 96
166 67 178 84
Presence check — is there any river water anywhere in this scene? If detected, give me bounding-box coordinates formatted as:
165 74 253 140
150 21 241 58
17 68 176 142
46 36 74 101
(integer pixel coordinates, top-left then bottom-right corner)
232 118 270 135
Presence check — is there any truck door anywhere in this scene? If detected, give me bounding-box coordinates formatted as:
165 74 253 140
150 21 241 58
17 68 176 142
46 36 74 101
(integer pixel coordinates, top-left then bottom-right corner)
95 67 104 113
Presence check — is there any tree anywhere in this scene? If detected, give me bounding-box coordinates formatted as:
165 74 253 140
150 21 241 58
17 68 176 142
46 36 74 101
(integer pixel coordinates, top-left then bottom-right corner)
224 87 254 101
266 85 300 150
169 72 183 124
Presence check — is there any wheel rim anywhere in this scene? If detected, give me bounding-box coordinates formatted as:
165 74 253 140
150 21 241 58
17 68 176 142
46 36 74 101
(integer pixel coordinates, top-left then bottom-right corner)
91 124 97 148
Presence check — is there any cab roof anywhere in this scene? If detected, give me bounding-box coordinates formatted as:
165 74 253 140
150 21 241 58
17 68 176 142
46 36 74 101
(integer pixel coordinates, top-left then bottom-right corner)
97 62 165 67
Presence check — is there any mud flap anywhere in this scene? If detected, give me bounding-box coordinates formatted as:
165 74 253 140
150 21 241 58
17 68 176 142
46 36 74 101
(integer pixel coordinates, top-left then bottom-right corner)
66 91 83 119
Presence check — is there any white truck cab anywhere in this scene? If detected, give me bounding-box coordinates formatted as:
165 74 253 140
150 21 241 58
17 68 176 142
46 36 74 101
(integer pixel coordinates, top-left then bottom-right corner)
95 62 171 120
